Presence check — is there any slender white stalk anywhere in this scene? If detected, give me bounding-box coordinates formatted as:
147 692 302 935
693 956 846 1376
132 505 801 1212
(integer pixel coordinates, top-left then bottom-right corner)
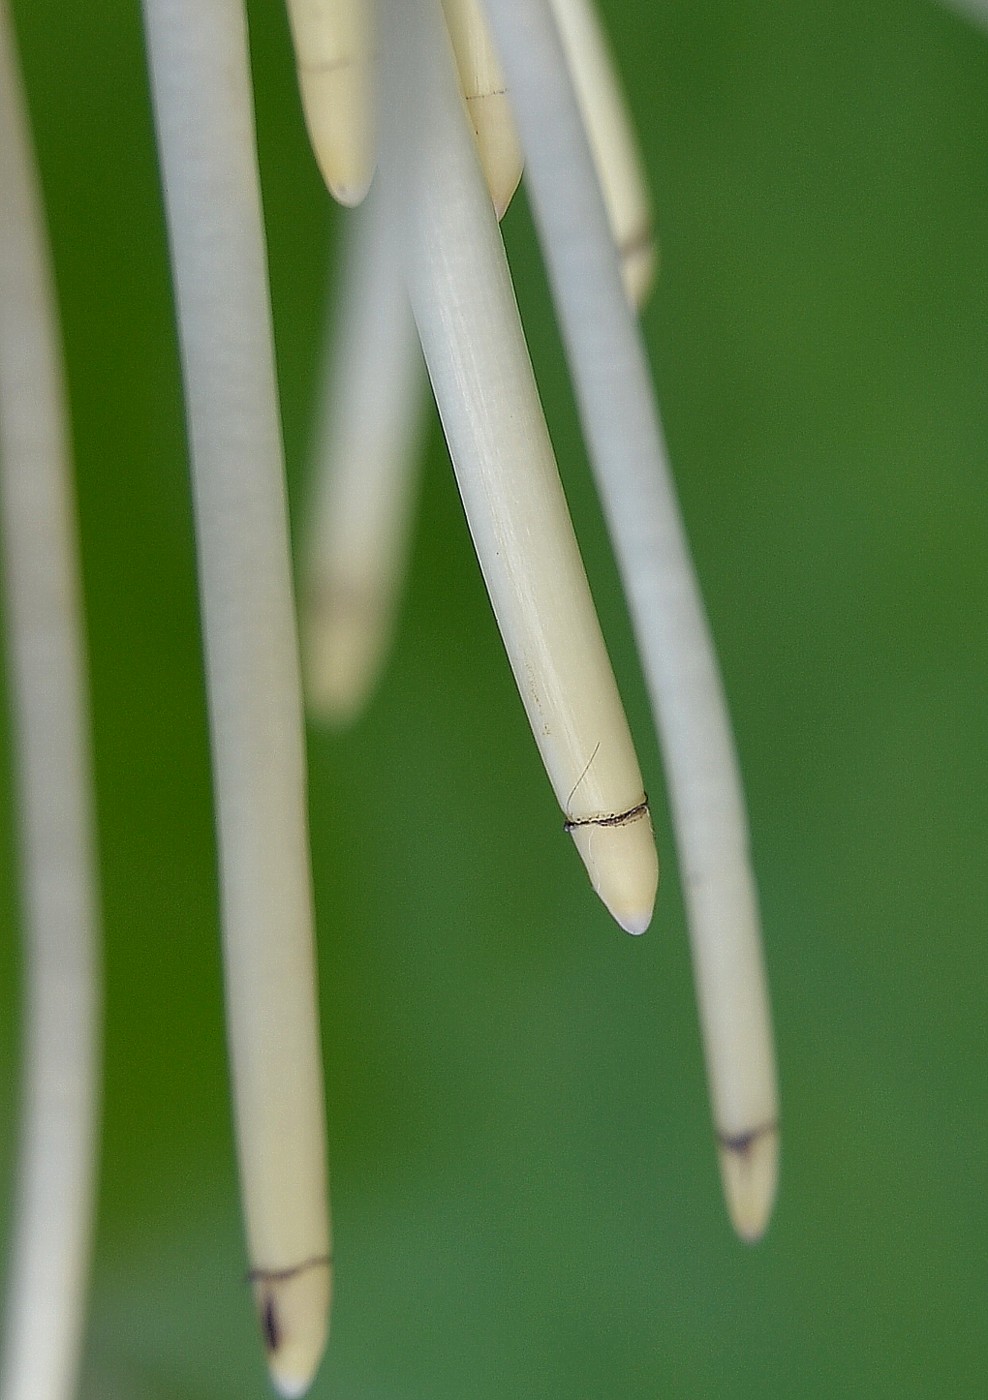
0 5 101 1398
384 0 658 936
283 0 374 205
442 0 523 217
547 0 656 308
482 0 778 1239
302 181 425 724
142 0 331 1391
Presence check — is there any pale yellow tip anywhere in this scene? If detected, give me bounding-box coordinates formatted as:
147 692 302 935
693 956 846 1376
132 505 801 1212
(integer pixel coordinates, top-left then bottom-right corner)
717 1122 779 1243
303 582 383 727
568 804 658 934
468 92 524 219
621 227 658 310
299 64 375 207
252 1260 331 1399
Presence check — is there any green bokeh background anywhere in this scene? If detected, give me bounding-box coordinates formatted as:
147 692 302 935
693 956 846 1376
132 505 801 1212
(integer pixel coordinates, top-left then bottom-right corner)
2 0 986 1395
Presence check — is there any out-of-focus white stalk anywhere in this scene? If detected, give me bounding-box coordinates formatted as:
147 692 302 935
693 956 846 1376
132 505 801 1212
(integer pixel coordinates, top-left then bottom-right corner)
940 0 988 31
442 0 523 217
302 181 425 724
547 0 656 307
0 6 101 1399
142 0 331 1392
283 0 374 205
384 0 658 936
482 0 779 1240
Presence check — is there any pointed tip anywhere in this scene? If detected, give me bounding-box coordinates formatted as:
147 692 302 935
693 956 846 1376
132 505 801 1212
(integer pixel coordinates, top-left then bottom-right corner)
621 228 658 311
568 803 658 935
717 1122 779 1243
271 1374 314 1400
302 594 379 728
468 94 524 219
252 1260 332 1399
324 167 375 210
299 65 375 207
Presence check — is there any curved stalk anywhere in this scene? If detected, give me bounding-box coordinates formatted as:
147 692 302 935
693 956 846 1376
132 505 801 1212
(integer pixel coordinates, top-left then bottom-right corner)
0 5 102 1398
385 0 659 936
482 0 779 1241
142 0 331 1390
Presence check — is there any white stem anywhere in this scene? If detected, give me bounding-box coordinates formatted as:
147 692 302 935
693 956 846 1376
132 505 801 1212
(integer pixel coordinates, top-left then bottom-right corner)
0 6 101 1399
302 183 425 724
141 0 331 1391
384 0 658 936
283 0 374 205
482 0 779 1240
547 0 656 307
442 0 524 217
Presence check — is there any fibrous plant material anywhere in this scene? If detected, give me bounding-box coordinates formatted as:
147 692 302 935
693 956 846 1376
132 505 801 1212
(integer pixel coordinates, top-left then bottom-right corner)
0 5 102 1398
481 0 779 1240
385 0 660 938
141 0 331 1391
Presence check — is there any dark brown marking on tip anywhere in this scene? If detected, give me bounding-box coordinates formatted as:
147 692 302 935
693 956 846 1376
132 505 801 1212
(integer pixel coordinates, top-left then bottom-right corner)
247 1253 333 1286
262 1294 281 1354
564 796 650 833
716 1120 778 1158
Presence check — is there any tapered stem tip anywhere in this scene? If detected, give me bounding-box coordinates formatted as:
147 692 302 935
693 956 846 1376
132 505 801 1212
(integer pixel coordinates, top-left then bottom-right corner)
622 228 658 310
299 66 374 207
717 1122 779 1243
470 95 523 219
568 805 658 934
303 581 381 726
252 1259 332 1398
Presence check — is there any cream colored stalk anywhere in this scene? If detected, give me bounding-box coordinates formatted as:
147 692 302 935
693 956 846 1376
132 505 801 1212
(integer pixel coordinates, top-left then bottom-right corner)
141 0 331 1391
284 0 374 205
547 0 657 307
385 0 658 935
302 179 425 724
482 0 779 1240
0 5 101 1399
442 0 524 217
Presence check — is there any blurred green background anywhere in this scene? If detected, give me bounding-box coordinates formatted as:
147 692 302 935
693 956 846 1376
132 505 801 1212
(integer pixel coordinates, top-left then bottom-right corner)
2 0 987 1395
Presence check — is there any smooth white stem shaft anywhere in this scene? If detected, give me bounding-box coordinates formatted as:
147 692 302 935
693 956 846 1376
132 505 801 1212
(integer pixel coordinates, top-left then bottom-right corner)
482 0 778 1238
302 183 425 724
442 0 523 217
142 0 331 1390
283 0 374 205
385 0 658 936
547 0 656 307
0 6 101 1399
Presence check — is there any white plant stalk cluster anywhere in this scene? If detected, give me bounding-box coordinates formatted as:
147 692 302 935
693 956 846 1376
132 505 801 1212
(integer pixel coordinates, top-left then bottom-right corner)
305 0 777 1270
0 0 780 1397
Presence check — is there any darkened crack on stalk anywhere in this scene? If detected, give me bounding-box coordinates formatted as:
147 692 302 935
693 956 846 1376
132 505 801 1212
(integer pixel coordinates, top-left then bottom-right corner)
564 796 650 832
